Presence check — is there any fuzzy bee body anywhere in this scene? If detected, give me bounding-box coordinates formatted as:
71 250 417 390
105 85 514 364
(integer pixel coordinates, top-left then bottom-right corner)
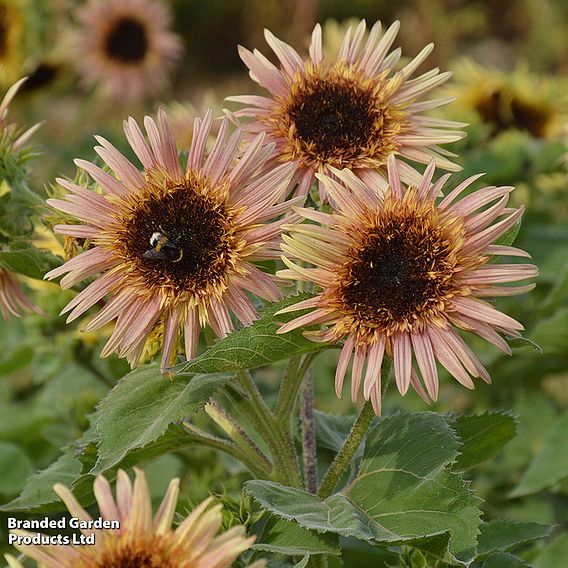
143 231 183 262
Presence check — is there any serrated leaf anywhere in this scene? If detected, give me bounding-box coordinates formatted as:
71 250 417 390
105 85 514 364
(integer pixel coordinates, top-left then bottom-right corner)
2 422 195 514
246 412 482 566
0 241 61 279
254 516 340 556
449 411 518 471
176 294 332 374
477 520 552 557
495 216 522 248
510 412 568 497
93 365 232 474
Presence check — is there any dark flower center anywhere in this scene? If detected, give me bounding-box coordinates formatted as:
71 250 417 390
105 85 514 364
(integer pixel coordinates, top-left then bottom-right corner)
105 17 148 63
475 88 550 138
122 182 235 295
339 215 456 327
20 63 58 92
94 541 176 568
287 74 388 165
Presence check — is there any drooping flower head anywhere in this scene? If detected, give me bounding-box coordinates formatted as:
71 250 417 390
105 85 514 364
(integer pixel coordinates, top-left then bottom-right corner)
229 20 465 199
0 268 41 319
0 77 41 151
0 78 42 319
45 109 296 369
71 0 182 100
10 468 265 568
278 157 537 413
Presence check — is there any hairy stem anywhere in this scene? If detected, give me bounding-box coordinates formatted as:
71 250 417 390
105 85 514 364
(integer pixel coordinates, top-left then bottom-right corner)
317 360 392 499
300 369 318 493
317 400 375 499
276 352 319 425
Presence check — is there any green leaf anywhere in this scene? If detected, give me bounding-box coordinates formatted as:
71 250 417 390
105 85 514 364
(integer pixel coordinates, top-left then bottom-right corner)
449 411 518 470
539 263 568 315
176 294 332 374
246 413 482 566
482 552 531 568
0 450 82 512
254 516 340 556
506 337 542 353
510 412 568 497
477 520 552 557
1 418 197 514
530 308 568 355
0 241 61 279
495 216 522 248
0 442 34 495
93 365 232 474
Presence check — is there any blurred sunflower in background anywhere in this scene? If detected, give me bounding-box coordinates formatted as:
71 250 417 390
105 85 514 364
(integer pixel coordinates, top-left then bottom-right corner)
444 59 568 140
69 0 183 101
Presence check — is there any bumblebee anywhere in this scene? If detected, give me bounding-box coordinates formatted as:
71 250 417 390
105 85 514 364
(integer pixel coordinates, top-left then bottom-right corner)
143 231 183 262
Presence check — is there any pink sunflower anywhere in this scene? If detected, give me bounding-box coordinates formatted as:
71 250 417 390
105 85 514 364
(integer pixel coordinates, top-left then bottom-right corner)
278 156 537 414
228 20 465 199
45 109 297 369
71 0 182 100
10 468 265 568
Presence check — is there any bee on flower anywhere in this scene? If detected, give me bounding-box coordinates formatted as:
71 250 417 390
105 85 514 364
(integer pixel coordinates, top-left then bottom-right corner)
45 108 298 370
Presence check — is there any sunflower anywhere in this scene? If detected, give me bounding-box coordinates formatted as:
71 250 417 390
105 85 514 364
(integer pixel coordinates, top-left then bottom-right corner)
445 59 568 139
228 19 465 199
277 156 537 413
10 468 265 568
70 0 182 100
45 109 296 370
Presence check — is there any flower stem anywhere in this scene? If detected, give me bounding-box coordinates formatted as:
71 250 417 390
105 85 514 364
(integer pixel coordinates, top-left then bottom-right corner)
204 401 273 476
236 370 302 487
276 352 319 425
317 360 392 499
182 421 270 478
300 369 318 493
317 400 375 499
